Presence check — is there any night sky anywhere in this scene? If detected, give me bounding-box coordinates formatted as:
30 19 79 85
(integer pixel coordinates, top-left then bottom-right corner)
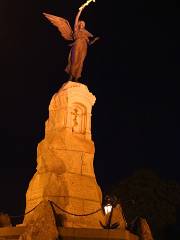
0 0 179 217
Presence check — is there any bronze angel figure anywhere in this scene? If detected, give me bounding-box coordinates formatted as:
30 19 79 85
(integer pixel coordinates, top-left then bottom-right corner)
43 0 99 82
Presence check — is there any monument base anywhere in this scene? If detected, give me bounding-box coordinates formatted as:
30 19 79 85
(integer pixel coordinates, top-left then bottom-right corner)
0 226 139 240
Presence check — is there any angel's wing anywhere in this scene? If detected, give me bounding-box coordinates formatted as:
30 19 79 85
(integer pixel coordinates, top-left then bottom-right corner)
43 13 73 41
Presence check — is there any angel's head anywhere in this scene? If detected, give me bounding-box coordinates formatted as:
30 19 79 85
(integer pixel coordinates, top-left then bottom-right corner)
78 20 85 29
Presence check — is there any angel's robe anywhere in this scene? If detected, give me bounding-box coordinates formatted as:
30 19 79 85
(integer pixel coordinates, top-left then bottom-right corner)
65 28 93 79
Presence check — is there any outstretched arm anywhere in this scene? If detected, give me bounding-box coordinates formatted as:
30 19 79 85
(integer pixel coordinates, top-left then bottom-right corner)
89 37 100 45
74 0 95 31
74 8 83 31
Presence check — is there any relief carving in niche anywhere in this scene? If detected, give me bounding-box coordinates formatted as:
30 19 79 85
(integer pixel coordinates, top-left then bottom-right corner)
71 103 87 134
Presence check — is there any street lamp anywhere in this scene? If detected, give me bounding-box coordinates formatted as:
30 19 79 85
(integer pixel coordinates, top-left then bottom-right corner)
104 203 112 215
104 195 113 214
100 195 119 229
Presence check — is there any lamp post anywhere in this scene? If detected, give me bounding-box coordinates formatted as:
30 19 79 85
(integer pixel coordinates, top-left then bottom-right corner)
100 195 134 229
100 195 119 229
104 195 113 229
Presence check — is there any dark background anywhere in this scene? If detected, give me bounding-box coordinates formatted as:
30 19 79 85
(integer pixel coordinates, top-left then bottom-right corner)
0 0 179 217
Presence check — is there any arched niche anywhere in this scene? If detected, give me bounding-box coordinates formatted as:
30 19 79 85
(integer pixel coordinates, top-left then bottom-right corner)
71 103 87 134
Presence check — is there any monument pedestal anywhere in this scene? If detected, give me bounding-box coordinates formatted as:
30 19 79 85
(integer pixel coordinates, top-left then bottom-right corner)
24 82 104 228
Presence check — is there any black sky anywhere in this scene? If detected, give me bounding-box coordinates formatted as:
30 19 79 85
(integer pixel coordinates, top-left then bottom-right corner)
0 0 180 216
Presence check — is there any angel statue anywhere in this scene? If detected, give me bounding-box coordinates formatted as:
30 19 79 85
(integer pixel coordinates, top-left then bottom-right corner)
43 0 99 82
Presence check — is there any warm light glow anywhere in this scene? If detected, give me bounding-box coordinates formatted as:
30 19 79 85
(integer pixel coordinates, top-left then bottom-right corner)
104 204 112 214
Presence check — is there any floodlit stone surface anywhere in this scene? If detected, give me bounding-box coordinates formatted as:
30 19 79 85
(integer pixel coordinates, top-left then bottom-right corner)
0 213 11 227
104 204 127 229
24 81 105 228
139 218 154 240
19 201 58 240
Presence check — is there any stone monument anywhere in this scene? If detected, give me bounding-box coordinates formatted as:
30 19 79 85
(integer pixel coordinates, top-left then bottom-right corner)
0 1 150 240
23 81 105 229
16 1 139 239
22 1 105 231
